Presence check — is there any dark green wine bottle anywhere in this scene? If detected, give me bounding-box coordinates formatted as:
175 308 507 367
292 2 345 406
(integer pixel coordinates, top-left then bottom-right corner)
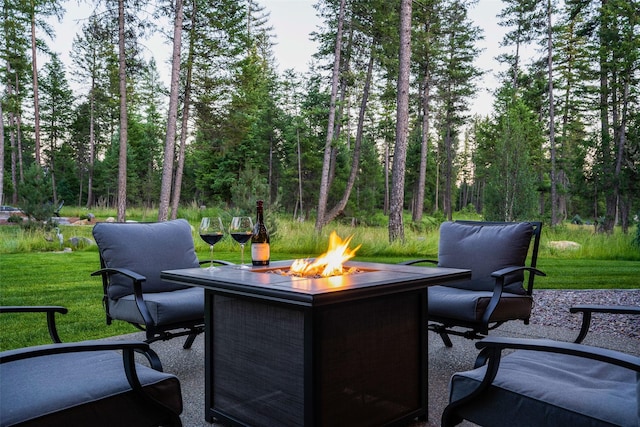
251 200 270 266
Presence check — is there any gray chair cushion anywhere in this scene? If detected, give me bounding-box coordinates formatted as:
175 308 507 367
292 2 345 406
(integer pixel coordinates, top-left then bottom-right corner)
0 350 182 427
437 221 533 295
449 349 638 427
93 219 200 300
109 287 204 326
428 285 533 323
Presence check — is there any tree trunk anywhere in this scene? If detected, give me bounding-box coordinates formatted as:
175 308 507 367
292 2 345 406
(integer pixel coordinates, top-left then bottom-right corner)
0 101 4 205
296 127 304 219
30 0 41 165
77 168 83 206
413 71 430 222
384 141 389 215
598 0 614 233
315 0 346 233
619 194 629 234
434 146 439 213
170 109 187 221
16 107 24 183
444 118 453 221
612 73 630 230
512 22 521 89
9 110 17 205
159 0 184 221
547 0 558 226
323 52 374 225
11 69 25 192
559 18 577 224
50 153 57 204
269 133 274 204
389 0 412 243
86 77 96 208
116 0 128 222
333 21 352 150
171 1 196 221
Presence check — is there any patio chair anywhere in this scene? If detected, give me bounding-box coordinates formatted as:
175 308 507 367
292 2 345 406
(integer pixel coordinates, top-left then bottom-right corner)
0 305 183 427
570 303 640 343
92 219 232 349
400 220 545 347
442 304 640 427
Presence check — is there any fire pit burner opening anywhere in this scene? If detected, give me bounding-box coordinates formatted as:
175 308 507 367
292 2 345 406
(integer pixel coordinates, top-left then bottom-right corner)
264 266 365 278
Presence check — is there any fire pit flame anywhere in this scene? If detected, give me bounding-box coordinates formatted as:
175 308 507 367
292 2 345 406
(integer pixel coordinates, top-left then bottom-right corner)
289 231 361 278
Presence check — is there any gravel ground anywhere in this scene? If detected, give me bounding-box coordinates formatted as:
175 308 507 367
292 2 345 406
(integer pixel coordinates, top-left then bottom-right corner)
530 289 640 339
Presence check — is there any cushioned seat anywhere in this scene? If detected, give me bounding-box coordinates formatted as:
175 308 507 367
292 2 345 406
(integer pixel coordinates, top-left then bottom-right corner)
1 348 182 427
428 286 533 323
443 336 640 427
449 349 637 426
108 287 204 326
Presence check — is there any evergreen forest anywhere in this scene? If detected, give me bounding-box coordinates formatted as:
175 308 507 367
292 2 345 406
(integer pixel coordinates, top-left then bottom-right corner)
1 0 639 241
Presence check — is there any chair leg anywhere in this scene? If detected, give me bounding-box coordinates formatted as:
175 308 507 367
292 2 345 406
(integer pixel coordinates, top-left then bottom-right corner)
429 323 455 347
574 311 592 343
183 332 198 349
439 330 453 347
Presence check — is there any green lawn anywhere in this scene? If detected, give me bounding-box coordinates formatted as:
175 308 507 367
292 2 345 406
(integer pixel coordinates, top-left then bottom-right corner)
1 249 638 351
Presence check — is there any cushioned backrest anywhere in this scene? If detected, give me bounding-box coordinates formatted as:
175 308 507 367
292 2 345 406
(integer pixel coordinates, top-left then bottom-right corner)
438 221 533 294
93 219 199 299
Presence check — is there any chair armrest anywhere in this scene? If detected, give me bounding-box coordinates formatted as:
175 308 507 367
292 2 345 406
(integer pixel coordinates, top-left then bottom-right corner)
91 267 146 283
91 268 154 327
397 259 438 266
490 265 546 279
198 260 234 266
0 339 162 372
0 340 149 364
570 304 640 343
479 267 545 326
0 306 68 314
475 336 640 372
0 306 68 343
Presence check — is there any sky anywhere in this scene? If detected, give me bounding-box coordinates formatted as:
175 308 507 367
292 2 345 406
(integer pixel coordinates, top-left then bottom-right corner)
46 0 535 116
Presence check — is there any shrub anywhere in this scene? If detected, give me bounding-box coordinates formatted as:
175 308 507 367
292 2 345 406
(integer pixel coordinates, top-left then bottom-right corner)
408 216 440 234
7 215 23 224
460 203 477 215
362 212 388 227
17 165 55 224
21 218 57 232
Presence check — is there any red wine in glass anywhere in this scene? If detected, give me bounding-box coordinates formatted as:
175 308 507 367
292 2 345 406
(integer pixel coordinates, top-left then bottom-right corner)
199 217 225 270
230 232 252 244
229 217 253 268
201 233 224 246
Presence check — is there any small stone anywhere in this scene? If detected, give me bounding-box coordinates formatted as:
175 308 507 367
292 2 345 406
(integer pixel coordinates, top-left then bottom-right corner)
548 240 581 250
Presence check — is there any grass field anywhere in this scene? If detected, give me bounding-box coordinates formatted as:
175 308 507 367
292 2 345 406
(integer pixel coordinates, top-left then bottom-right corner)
1 211 638 350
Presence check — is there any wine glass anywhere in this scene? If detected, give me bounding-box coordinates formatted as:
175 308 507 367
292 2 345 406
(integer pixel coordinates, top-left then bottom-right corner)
199 217 225 270
229 216 253 269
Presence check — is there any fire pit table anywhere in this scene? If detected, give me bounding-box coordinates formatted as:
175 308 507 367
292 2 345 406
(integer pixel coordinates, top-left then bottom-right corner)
161 260 470 427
